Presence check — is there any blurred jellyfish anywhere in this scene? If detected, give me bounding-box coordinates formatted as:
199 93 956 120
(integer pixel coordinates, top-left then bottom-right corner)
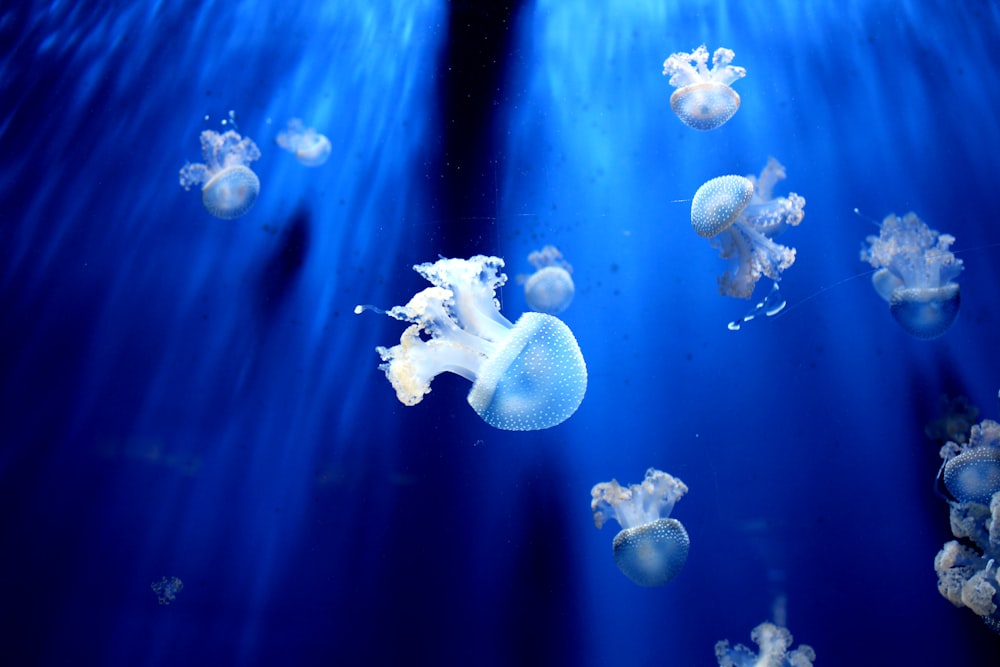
591 468 690 587
715 622 816 667
662 44 746 131
150 576 183 605
358 256 587 431
860 212 963 339
518 245 574 315
691 158 807 299
935 419 1000 634
179 129 261 219
926 395 979 447
276 118 332 167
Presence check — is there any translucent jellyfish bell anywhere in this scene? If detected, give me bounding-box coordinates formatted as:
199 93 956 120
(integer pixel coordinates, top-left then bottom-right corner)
276 118 332 167
861 212 963 339
361 256 587 431
939 420 1000 505
691 158 806 298
662 45 746 131
591 468 690 587
520 245 574 315
179 129 261 219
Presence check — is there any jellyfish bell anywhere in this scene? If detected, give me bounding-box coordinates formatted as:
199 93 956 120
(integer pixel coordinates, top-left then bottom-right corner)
888 282 961 340
201 165 260 219
670 82 741 131
277 119 332 167
691 175 754 238
612 517 690 587
943 446 1000 505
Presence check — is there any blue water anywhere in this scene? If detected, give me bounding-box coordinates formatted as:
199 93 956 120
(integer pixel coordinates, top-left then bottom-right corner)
2 1 999 665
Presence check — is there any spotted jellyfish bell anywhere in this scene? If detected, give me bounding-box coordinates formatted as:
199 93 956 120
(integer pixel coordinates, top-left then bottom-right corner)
690 175 755 238
179 129 262 220
938 420 1000 505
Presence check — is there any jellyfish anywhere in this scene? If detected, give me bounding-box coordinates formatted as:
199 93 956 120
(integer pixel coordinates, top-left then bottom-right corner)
691 158 807 299
179 129 261 219
662 45 746 131
590 468 690 587
860 212 963 339
715 622 816 667
359 255 587 431
934 419 1000 635
518 245 574 315
276 118 331 167
150 576 183 605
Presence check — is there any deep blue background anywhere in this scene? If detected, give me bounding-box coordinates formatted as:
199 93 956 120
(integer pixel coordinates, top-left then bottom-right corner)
2 1 1000 665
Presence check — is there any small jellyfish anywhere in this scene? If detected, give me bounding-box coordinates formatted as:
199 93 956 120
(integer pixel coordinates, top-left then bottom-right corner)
591 468 690 587
662 44 746 131
519 245 574 315
715 622 816 667
179 129 261 219
691 158 807 298
276 118 331 167
359 255 587 431
860 212 963 339
150 576 183 605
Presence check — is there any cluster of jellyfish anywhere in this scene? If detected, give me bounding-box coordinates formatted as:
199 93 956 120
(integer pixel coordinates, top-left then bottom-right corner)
179 117 330 220
933 411 1000 635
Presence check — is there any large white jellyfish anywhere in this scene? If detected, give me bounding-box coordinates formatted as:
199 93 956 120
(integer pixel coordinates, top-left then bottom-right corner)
360 256 587 431
662 45 746 131
519 245 574 315
591 468 690 587
934 419 1000 635
690 158 807 299
179 129 261 219
860 211 963 339
276 118 331 167
715 622 816 667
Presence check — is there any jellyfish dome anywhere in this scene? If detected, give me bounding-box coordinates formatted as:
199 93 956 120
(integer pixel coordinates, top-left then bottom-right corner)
861 212 963 339
361 256 587 431
715 622 816 667
520 245 574 315
935 419 1000 635
662 45 746 131
276 118 332 167
691 158 806 298
591 468 690 587
179 129 261 219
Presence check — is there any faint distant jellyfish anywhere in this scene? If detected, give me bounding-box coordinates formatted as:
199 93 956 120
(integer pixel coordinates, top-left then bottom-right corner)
357 255 587 431
520 245 574 315
715 622 816 667
860 211 963 339
662 44 746 131
591 468 690 587
691 157 807 298
150 576 183 605
276 118 331 167
179 129 261 219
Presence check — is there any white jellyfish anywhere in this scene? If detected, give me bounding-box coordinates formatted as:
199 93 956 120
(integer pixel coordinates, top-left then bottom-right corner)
591 468 690 587
860 211 963 339
276 118 331 167
359 255 587 431
519 245 574 315
690 157 806 299
715 622 816 667
662 45 746 131
179 129 261 219
934 419 1000 635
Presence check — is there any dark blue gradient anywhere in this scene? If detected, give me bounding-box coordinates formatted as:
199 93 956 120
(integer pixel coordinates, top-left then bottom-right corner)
2 1 1000 665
